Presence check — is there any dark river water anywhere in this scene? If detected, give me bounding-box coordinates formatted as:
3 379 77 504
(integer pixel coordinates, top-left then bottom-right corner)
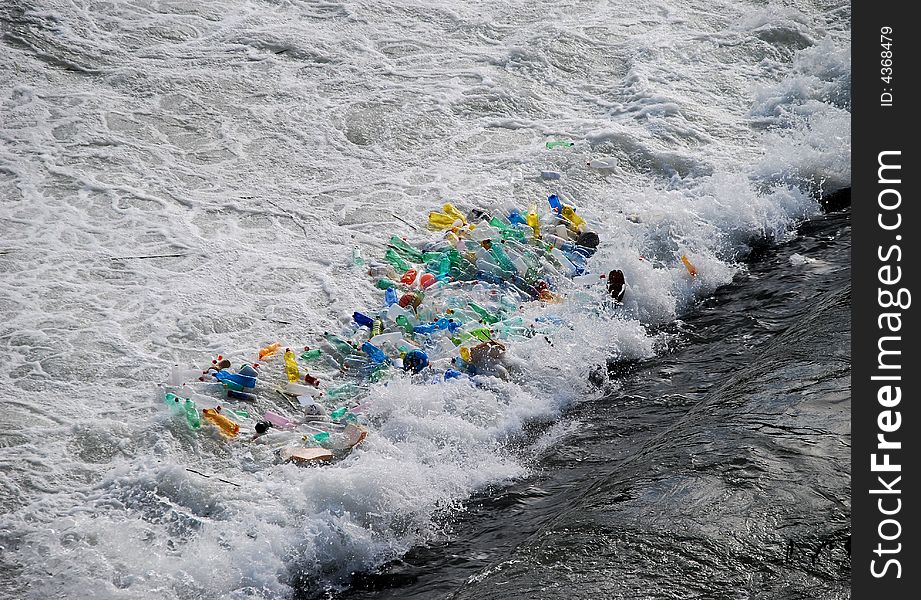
333 199 851 600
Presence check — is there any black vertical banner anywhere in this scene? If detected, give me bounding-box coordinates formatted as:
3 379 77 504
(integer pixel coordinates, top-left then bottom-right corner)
852 1 919 597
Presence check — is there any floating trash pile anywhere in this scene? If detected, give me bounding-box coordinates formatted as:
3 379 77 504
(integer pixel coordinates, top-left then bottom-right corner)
160 193 663 466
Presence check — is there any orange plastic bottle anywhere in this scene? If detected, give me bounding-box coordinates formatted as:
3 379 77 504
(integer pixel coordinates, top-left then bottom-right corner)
258 342 281 360
203 408 240 437
681 255 698 277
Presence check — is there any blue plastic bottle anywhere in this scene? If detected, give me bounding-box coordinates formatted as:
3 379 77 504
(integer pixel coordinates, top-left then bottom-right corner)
213 370 257 389
353 312 374 328
548 194 562 215
385 287 399 306
402 349 429 374
361 341 390 364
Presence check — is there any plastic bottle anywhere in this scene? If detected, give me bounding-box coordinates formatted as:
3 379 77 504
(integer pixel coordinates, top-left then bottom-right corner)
398 292 423 309
384 287 399 306
560 205 587 232
442 203 467 225
329 406 349 421
546 140 574 149
202 408 239 437
163 392 186 415
285 381 322 397
353 311 375 329
184 398 201 429
376 278 399 290
384 248 413 272
283 348 300 382
361 341 390 364
444 369 463 380
587 157 617 169
526 209 541 239
304 431 331 446
213 370 257 390
303 373 321 387
400 269 418 285
168 365 203 386
352 246 364 266
419 273 436 288
258 342 281 360
238 364 259 378
681 255 698 277
300 348 322 361
227 389 258 402
371 317 384 338
468 302 500 324
327 383 358 399
547 194 563 215
263 411 295 429
395 314 414 334
402 349 429 374
388 236 424 262
428 211 458 230
324 333 357 356
541 171 561 180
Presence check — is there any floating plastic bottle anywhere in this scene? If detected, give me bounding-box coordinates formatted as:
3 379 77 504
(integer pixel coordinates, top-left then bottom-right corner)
300 348 322 361
546 140 574 149
258 342 281 360
376 278 399 290
324 333 357 356
419 273 436 288
213 370 257 389
388 236 424 262
371 317 384 337
548 194 562 215
184 398 201 429
353 311 374 329
428 211 461 230
352 246 364 266
203 408 239 437
442 203 467 225
329 406 349 421
399 292 423 309
238 364 259 378
384 248 413 272
395 314 414 334
361 341 389 364
327 382 358 399
681 255 698 277
587 158 617 169
304 431 331 445
402 349 429 374
303 373 321 387
526 209 541 239
560 205 587 232
400 269 417 285
444 369 462 380
541 171 561 180
263 411 295 429
468 302 500 324
227 389 257 402
284 348 300 382
384 287 399 305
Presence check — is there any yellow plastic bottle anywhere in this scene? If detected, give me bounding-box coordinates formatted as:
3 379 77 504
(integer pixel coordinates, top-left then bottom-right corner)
442 203 467 225
560 205 586 233
202 408 240 437
428 211 458 230
681 255 698 277
283 348 300 382
526 206 541 239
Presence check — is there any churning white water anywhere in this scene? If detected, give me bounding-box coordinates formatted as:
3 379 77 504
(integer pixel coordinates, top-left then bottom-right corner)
0 0 849 597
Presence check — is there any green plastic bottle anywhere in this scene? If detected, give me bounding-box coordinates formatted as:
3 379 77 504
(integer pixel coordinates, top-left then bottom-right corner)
330 406 349 421
327 383 358 399
304 431 330 445
375 278 399 290
301 348 322 361
396 314 414 334
389 236 424 262
184 398 201 430
384 248 413 272
468 302 500 324
546 140 574 149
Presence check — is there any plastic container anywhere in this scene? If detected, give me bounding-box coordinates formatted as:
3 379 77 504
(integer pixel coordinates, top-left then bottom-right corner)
203 408 239 437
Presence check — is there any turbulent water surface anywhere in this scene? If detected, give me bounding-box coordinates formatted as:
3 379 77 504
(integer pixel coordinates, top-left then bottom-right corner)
1 0 849 598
